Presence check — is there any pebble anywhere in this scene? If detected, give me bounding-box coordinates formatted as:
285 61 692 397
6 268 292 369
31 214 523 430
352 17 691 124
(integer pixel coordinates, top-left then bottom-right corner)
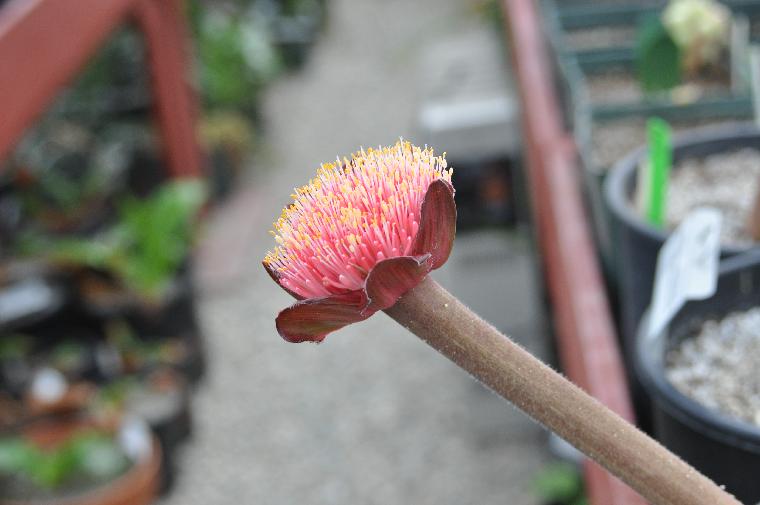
563 27 636 51
667 148 760 246
590 118 738 171
666 308 760 427
587 70 728 106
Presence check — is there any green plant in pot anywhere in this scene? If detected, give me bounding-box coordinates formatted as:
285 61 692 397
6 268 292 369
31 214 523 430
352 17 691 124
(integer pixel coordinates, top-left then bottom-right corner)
20 179 206 313
0 429 131 502
0 335 34 396
49 341 91 381
604 122 760 356
662 0 731 78
194 6 282 116
88 369 191 493
8 120 124 235
198 110 256 201
105 320 190 374
0 415 159 505
532 462 588 505
636 0 731 95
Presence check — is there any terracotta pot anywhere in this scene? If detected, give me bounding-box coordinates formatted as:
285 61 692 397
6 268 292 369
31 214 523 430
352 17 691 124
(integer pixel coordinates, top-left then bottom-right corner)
0 417 161 505
24 382 97 418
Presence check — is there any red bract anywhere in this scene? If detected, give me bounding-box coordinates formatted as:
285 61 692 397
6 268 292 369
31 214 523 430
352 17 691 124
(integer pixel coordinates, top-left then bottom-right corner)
263 142 456 342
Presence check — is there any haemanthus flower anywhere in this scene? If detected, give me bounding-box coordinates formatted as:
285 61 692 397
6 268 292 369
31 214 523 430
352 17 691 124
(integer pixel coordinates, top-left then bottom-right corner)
261 143 740 505
263 141 456 342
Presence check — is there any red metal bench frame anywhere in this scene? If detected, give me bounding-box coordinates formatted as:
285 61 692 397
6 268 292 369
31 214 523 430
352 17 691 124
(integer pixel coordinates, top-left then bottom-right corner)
501 1 647 504
0 0 201 177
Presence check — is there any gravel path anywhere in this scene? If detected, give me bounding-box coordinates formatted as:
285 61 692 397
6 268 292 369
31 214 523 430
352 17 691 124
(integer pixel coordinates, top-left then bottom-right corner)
164 1 551 504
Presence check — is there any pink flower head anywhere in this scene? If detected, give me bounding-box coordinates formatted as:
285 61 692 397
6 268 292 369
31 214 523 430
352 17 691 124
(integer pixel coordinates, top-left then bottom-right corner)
264 141 456 343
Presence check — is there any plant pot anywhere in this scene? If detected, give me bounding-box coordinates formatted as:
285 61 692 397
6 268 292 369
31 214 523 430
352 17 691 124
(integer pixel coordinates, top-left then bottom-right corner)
81 273 206 385
579 116 750 286
551 10 753 281
634 251 760 504
125 369 192 493
604 122 760 348
0 416 161 505
0 276 67 333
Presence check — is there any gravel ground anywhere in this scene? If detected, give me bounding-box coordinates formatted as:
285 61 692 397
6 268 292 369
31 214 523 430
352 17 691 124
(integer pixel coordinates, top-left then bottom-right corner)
667 307 760 426
162 1 551 504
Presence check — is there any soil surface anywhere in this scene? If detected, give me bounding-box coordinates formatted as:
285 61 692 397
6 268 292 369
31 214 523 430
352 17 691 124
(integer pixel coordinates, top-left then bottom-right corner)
587 69 728 106
667 148 760 246
590 118 739 171
563 27 635 51
666 307 760 427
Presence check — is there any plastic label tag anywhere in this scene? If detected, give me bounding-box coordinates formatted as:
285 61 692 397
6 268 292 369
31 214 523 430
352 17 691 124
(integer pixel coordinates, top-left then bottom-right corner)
647 207 722 338
30 368 67 404
0 279 59 325
119 416 152 462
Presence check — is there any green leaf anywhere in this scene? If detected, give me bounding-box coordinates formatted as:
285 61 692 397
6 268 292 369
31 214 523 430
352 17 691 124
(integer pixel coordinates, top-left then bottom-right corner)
0 431 129 490
114 179 206 299
20 180 205 302
532 462 584 502
0 335 32 361
636 14 682 92
68 433 129 480
0 438 37 474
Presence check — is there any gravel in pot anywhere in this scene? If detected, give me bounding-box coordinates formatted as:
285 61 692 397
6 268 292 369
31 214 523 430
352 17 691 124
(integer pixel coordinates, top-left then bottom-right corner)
587 68 729 106
591 117 741 170
666 148 760 246
563 26 636 51
635 252 760 504
666 307 760 426
605 124 760 348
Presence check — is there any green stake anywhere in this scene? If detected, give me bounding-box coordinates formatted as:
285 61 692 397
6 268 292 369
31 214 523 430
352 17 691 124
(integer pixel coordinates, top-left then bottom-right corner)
646 117 672 228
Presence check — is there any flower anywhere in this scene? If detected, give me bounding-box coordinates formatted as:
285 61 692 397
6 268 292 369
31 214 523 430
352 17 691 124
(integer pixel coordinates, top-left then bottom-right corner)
663 0 730 71
264 141 456 343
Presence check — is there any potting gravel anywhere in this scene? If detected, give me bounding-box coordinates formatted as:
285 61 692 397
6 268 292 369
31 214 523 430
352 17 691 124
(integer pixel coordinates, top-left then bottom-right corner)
590 118 739 170
587 69 642 105
667 148 760 246
587 70 728 106
666 307 760 427
563 27 636 51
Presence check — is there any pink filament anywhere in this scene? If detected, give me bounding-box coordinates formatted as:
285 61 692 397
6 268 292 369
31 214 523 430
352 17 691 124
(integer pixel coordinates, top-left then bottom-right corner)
265 141 451 299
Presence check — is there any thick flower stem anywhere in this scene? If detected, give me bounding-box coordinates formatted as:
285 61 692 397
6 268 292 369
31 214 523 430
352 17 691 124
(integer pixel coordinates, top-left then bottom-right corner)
384 276 740 505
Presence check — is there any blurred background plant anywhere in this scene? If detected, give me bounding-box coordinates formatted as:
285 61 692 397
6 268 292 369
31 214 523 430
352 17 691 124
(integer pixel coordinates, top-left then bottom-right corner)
532 462 588 505
0 1 327 501
663 0 731 75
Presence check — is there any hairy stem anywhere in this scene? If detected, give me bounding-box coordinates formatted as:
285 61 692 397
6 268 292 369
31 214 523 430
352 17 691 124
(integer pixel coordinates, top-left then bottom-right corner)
384 276 739 505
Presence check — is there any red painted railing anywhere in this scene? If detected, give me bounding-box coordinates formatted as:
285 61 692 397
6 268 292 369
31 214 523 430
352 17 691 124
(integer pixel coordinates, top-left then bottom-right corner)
0 0 201 177
501 1 647 504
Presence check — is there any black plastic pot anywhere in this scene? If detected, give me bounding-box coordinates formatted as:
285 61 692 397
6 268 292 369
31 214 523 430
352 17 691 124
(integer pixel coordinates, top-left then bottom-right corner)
126 369 193 494
604 123 760 348
0 274 67 333
635 251 760 505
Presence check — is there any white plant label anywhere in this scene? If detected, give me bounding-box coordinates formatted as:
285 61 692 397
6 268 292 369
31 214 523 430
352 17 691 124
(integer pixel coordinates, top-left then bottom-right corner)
30 367 67 404
647 207 722 338
0 279 58 324
119 416 152 462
